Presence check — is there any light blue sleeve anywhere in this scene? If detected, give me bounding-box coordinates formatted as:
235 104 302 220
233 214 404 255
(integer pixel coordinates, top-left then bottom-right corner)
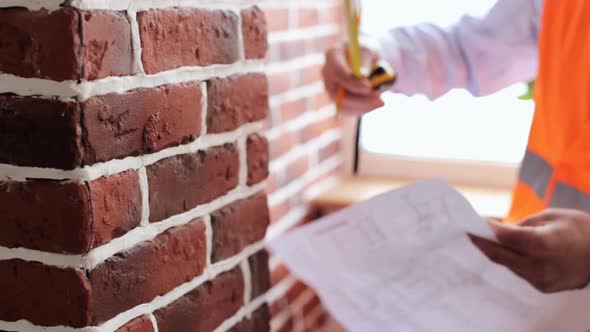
378 0 543 99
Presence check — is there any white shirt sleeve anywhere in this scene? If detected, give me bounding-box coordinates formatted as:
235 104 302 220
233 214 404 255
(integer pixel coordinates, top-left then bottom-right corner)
378 0 543 99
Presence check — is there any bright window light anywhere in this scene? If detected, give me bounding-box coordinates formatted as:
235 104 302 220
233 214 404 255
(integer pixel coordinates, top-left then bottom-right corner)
360 0 535 165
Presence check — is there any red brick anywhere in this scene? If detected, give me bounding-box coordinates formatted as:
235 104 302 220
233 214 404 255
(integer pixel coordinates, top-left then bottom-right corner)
270 298 284 317
268 131 299 160
280 99 308 123
268 72 295 96
90 219 207 324
265 172 280 193
147 144 239 222
302 295 321 316
324 5 343 25
0 260 92 328
284 154 310 185
275 315 295 332
0 96 82 169
271 264 290 286
279 39 307 60
308 33 341 54
296 8 320 28
80 10 134 80
138 8 240 74
228 304 270 332
315 311 329 328
0 8 132 81
83 82 202 165
299 64 323 85
0 170 141 254
117 315 155 332
247 134 270 185
0 82 202 169
249 250 270 298
211 193 269 262
286 281 307 304
269 200 290 223
301 116 337 143
155 267 244 332
207 74 269 133
89 170 142 248
263 8 289 32
319 140 340 162
242 6 268 59
311 91 334 110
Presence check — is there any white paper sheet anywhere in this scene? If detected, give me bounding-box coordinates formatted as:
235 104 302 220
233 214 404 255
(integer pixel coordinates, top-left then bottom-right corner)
269 180 590 332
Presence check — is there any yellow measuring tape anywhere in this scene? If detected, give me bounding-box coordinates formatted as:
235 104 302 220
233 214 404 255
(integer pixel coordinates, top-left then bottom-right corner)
336 0 396 111
346 0 364 79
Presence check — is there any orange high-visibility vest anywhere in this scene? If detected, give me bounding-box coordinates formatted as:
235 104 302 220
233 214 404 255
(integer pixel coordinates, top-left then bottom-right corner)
507 1 590 222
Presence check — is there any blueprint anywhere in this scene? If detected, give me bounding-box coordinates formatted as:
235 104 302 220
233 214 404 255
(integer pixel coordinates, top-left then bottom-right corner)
269 180 590 332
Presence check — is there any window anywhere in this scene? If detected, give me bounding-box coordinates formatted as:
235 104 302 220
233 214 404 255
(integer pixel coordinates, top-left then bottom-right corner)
357 0 535 188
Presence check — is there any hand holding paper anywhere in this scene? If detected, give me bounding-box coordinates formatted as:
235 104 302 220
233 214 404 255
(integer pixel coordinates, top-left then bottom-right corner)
269 180 590 332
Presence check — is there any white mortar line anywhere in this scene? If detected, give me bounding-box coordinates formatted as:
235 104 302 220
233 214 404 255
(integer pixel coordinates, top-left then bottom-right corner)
138 167 150 227
288 0 297 30
0 183 265 270
204 215 213 267
265 206 308 241
265 53 325 76
127 9 146 75
200 82 208 135
0 121 264 183
0 241 265 332
148 314 159 332
265 275 298 306
303 175 341 202
269 129 341 173
292 288 316 313
0 61 263 101
267 155 343 208
304 306 326 328
268 24 340 44
236 9 246 61
264 105 336 140
240 260 253 306
268 255 280 271
212 291 267 332
238 137 248 186
269 82 324 108
268 277 299 332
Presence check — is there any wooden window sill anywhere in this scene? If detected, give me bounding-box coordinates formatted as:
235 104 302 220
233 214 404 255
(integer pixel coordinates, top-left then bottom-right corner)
310 176 512 218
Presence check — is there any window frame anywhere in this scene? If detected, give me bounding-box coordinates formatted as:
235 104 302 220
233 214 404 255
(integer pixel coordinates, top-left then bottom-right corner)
340 117 520 190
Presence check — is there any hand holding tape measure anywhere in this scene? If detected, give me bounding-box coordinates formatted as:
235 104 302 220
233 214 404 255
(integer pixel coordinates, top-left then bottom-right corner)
335 0 396 113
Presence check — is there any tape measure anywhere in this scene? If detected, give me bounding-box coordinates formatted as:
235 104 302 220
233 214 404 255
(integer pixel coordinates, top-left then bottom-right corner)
337 0 396 111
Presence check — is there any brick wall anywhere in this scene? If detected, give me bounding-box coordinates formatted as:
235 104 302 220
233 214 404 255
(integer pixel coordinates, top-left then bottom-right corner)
0 1 272 331
260 1 346 331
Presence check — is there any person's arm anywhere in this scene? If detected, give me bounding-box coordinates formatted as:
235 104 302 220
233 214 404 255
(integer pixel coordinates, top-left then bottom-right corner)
379 0 543 99
471 209 590 293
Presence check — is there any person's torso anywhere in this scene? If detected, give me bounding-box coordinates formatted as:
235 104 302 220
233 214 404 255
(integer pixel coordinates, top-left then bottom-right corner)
508 0 590 222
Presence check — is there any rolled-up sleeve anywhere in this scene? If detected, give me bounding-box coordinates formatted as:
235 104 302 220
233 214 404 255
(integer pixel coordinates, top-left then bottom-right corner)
379 0 543 99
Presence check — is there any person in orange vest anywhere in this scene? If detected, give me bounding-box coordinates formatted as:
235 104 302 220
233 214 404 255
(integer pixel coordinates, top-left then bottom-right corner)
323 0 590 293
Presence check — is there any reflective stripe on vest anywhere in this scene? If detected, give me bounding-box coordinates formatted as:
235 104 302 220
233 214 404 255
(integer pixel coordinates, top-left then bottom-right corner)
549 182 590 212
519 150 552 200
516 149 590 215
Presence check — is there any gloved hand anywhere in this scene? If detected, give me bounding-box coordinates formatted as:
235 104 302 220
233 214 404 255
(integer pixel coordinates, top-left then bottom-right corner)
471 209 590 293
322 44 385 116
